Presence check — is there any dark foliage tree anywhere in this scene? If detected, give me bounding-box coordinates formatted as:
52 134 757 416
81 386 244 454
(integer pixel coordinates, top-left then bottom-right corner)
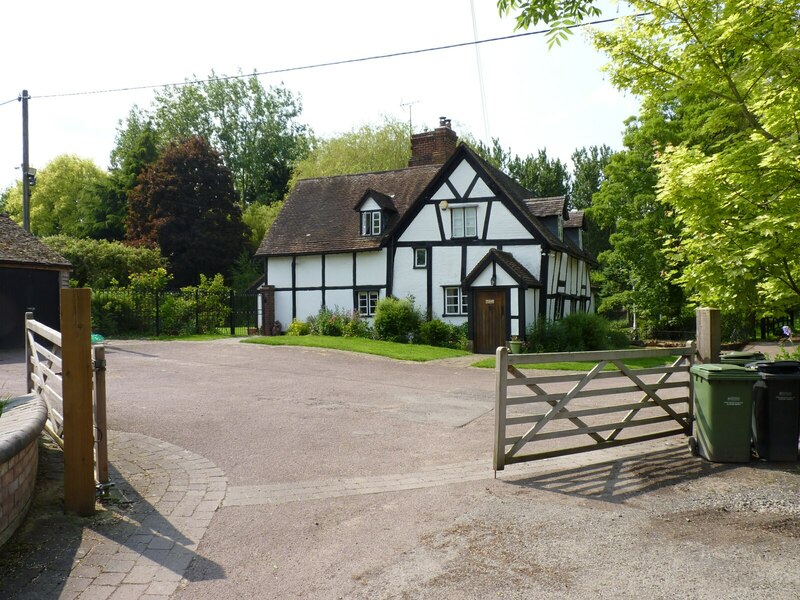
127 136 246 286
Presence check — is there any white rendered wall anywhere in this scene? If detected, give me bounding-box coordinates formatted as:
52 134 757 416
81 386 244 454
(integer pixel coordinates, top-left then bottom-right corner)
361 197 381 211
356 250 386 285
449 160 477 197
392 247 427 307
467 245 495 271
296 290 323 321
267 256 293 288
274 291 293 327
525 289 538 329
324 253 353 287
325 289 353 312
471 264 515 288
295 255 322 287
487 202 532 239
431 183 455 201
501 244 542 280
399 204 441 242
431 246 462 317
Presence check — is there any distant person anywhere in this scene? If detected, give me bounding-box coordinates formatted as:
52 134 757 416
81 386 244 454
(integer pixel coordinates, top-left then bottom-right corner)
781 325 793 346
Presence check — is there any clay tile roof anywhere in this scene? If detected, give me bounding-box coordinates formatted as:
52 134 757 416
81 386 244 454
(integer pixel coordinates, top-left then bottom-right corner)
256 165 441 256
463 248 540 289
0 214 71 268
564 210 585 229
523 196 567 218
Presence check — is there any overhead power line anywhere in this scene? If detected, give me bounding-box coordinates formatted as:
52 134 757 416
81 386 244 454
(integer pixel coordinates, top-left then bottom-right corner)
24 13 648 103
0 96 19 107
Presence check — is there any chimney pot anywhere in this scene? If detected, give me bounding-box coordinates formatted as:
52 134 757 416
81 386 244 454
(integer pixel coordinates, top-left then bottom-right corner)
439 116 447 127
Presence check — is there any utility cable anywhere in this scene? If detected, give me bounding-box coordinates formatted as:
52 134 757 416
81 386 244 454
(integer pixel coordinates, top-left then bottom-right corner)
27 13 649 102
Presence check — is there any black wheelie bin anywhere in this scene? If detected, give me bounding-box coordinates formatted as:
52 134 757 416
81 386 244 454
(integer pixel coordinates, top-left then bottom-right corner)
750 360 800 461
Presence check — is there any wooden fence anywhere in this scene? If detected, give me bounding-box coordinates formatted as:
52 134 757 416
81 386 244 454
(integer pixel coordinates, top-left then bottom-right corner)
494 343 696 471
25 289 106 515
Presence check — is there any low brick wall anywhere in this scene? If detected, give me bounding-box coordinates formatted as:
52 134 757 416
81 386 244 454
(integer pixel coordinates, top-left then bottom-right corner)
0 394 48 548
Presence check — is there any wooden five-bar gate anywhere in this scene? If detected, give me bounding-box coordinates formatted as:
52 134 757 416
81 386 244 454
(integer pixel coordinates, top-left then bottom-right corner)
24 289 107 516
494 343 696 471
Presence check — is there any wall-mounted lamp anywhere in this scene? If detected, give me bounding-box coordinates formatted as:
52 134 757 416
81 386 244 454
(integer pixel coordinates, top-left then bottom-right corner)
439 200 449 211
490 275 497 286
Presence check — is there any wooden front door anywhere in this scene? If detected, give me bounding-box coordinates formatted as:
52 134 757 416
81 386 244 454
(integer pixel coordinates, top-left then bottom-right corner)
474 289 507 354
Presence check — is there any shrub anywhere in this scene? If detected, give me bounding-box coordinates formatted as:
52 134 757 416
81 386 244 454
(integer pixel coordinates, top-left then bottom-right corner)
286 319 311 336
373 296 422 343
342 312 372 338
43 235 165 288
418 319 468 349
525 313 623 353
91 290 141 336
159 295 195 336
308 307 345 336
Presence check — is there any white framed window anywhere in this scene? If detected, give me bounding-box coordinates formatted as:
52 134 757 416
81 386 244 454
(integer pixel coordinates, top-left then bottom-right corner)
361 211 381 236
357 290 379 316
444 287 468 316
413 247 427 268
451 206 478 238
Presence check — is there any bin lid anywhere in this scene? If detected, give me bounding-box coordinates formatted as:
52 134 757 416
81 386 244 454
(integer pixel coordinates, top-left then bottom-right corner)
690 364 760 381
721 351 766 360
749 360 800 375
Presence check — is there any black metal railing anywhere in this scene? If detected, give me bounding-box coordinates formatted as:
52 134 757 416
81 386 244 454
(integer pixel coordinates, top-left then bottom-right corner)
91 288 259 337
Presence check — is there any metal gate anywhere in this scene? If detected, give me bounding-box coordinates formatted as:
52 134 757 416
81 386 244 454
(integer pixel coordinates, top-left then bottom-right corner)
493 344 696 470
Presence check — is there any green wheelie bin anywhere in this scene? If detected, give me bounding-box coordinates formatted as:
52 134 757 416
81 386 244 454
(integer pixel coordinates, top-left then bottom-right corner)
689 364 760 463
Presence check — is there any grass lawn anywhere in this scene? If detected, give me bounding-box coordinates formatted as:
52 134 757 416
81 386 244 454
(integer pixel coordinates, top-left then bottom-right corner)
244 335 470 362
471 356 675 370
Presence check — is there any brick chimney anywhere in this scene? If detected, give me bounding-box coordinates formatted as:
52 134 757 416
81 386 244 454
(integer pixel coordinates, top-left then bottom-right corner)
408 116 458 167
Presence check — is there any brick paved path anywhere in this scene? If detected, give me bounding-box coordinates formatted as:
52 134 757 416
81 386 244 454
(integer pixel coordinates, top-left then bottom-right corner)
1 431 226 600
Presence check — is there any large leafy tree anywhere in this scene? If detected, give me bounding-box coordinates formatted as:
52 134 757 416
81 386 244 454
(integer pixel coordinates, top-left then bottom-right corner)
3 155 113 239
593 0 800 314
290 118 412 185
590 113 686 327
476 139 571 197
127 136 246 286
115 73 309 206
570 144 614 257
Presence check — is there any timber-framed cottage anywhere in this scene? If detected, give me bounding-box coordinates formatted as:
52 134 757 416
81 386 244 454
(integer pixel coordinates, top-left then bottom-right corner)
256 118 595 353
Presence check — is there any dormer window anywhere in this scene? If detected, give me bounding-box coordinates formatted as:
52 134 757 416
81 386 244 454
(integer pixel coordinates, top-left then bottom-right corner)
361 210 382 236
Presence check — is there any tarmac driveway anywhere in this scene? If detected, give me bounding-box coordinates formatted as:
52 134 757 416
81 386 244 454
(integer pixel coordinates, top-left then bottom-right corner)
2 339 800 599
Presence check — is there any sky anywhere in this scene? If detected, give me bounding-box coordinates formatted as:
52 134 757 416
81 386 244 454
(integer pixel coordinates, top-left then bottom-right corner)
0 1 640 192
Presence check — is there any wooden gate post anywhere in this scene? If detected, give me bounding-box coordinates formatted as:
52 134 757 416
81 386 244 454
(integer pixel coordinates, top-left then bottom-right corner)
61 288 96 516
696 307 721 364
493 346 509 472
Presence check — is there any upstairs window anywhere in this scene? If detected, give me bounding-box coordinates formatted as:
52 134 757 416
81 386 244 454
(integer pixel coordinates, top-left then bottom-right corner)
413 248 427 268
451 206 477 238
361 210 382 236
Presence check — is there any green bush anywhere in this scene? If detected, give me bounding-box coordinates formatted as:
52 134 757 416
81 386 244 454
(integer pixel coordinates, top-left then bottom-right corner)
91 290 142 336
418 319 468 349
342 313 372 338
43 235 164 288
525 313 625 353
286 319 311 336
373 296 422 343
159 295 195 336
307 307 372 338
